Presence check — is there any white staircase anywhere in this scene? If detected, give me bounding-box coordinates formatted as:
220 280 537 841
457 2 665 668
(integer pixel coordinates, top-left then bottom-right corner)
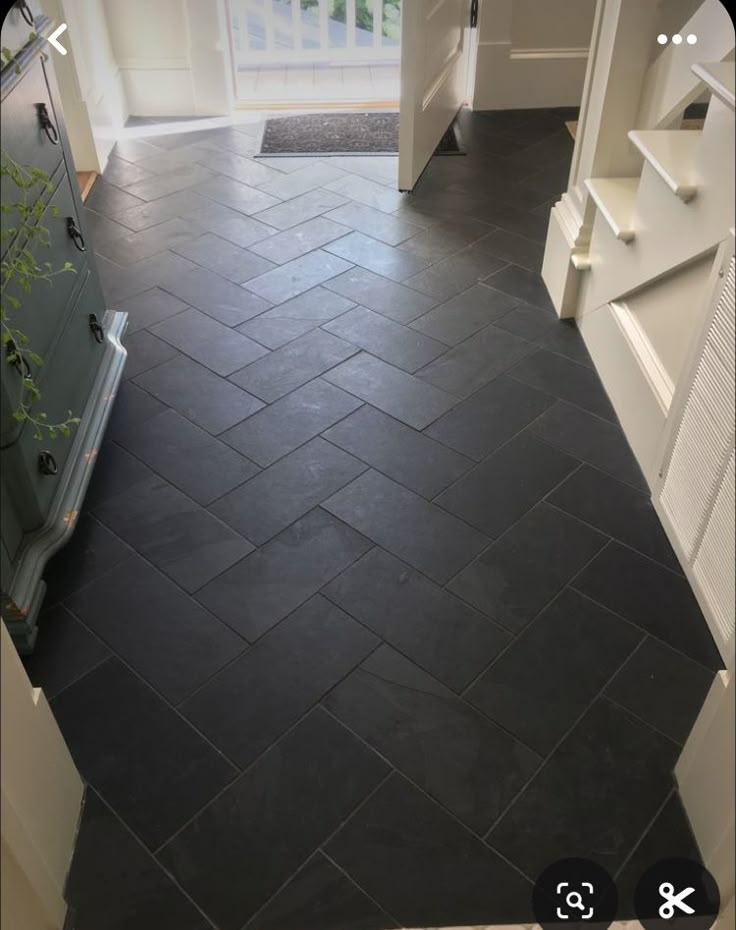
579 60 734 315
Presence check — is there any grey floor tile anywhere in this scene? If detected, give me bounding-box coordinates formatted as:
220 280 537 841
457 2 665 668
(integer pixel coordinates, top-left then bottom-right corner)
112 137 166 163
326 774 534 927
118 408 259 505
405 246 507 301
85 179 145 219
448 503 606 632
221 378 363 467
196 508 372 639
23 605 110 700
509 348 617 421
174 232 276 283
323 404 472 498
182 595 378 767
495 305 592 367
325 266 437 322
98 250 198 304
323 306 446 372
183 201 277 248
52 661 236 851
476 228 545 272
399 216 494 262
467 588 641 754
325 174 404 213
243 852 397 930
151 307 269 376
245 249 353 303
260 285 355 322
133 143 214 176
410 284 517 346
96 218 204 266
426 374 555 461
249 216 350 264
326 645 540 832
606 636 714 745
86 208 133 250
112 286 189 334
529 400 647 491
106 382 167 447
323 547 511 692
66 790 216 930
548 464 679 570
124 163 214 201
161 265 271 326
94 475 255 592
229 328 359 402
325 231 431 282
488 699 679 877
209 437 367 544
84 440 155 509
253 188 347 229
66 559 246 704
485 263 555 312
325 201 421 245
122 330 180 379
134 355 264 434
323 353 458 429
237 315 319 349
436 432 580 538
194 174 280 215
257 161 349 198
112 189 212 232
204 150 283 188
416 325 534 399
159 709 388 930
323 469 489 584
574 542 722 670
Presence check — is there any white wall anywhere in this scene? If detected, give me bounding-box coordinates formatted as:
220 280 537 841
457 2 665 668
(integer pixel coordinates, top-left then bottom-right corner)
103 0 232 117
471 0 597 110
41 0 128 172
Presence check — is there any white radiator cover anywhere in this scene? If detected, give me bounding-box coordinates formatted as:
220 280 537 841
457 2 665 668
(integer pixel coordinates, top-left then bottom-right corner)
656 241 736 668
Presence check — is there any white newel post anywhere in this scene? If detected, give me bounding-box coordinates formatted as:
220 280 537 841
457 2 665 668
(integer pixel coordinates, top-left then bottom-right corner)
542 0 661 318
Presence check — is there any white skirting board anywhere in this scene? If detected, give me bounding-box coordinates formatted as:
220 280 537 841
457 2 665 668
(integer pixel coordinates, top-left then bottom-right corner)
471 43 589 110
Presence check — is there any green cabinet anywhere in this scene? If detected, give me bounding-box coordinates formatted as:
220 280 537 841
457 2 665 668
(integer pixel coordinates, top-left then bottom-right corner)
1 15 128 652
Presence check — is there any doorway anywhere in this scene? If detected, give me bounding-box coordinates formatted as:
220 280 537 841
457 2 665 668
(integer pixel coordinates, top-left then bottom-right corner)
227 0 402 106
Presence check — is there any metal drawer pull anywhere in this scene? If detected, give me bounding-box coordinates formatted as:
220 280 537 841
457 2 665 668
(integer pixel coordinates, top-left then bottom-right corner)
6 340 32 379
38 451 58 476
67 218 86 251
89 314 105 343
17 0 34 26
36 102 59 144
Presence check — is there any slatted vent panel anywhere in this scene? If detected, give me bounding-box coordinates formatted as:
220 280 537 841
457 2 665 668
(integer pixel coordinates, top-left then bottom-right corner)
693 447 735 652
660 255 735 559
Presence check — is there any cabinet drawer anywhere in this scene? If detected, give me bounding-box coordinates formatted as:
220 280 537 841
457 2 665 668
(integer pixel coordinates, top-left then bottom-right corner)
1 54 64 254
0 1 44 63
4 270 107 532
3 168 90 376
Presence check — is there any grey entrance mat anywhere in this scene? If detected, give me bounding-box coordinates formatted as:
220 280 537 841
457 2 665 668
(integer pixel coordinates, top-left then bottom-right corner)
258 112 463 156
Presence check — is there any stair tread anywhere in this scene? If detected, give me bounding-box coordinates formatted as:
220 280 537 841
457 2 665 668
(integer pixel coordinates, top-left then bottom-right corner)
584 178 638 242
692 61 735 111
628 130 700 200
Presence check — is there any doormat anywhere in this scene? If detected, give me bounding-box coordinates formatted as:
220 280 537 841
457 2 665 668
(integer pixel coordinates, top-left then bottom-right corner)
257 112 463 156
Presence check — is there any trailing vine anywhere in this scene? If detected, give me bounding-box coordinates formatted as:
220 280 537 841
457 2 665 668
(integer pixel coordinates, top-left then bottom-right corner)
1 150 80 439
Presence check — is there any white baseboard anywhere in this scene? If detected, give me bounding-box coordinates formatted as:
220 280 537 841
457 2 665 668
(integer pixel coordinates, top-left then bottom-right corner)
471 42 588 110
578 301 668 490
122 69 196 117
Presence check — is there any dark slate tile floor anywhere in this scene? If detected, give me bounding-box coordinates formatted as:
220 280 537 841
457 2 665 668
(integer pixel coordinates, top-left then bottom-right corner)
25 107 723 930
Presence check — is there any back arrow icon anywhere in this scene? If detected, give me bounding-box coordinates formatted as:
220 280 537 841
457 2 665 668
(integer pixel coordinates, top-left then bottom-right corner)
47 23 68 55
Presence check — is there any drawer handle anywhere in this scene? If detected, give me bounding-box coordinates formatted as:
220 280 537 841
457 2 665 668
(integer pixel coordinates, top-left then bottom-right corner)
38 451 58 476
6 340 32 379
17 0 34 26
89 314 105 343
67 218 86 252
36 102 59 145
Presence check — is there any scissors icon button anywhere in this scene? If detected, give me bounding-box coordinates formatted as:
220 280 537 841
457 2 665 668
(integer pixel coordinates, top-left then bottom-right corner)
659 882 696 919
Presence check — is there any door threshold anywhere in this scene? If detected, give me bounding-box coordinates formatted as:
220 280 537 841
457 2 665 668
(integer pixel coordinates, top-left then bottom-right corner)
235 99 399 111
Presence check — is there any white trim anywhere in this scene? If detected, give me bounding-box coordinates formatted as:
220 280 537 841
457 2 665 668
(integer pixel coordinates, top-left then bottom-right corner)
508 45 589 61
610 301 674 411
